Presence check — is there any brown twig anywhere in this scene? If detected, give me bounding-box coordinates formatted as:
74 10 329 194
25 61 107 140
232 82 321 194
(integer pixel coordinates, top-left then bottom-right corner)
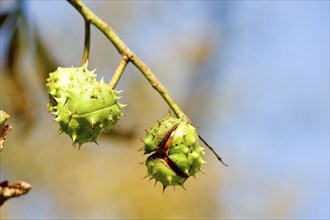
0 180 32 206
0 110 12 152
198 135 228 166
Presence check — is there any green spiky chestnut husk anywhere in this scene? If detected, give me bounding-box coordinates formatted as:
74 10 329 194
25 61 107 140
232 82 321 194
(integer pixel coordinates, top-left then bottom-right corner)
46 65 125 147
143 115 205 190
143 116 181 154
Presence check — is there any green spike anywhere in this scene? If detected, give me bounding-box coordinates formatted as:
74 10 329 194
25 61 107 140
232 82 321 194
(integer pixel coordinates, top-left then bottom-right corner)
72 133 77 142
162 186 167 194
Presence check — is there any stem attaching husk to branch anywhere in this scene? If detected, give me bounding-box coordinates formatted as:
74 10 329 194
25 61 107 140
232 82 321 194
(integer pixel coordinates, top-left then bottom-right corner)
67 0 188 121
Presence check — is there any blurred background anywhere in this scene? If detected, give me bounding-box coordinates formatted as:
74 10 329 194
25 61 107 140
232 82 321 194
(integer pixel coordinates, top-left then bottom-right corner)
0 1 329 219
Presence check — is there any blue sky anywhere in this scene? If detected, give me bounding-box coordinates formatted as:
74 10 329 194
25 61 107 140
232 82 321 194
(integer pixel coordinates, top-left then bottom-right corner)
209 1 329 218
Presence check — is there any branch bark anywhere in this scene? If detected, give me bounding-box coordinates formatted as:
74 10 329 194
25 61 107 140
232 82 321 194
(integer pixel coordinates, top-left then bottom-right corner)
67 0 188 121
0 180 32 206
0 111 32 206
109 55 129 89
80 18 90 66
0 110 12 152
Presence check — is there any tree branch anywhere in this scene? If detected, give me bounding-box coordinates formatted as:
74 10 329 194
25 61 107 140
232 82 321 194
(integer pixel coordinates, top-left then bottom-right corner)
109 55 128 89
0 180 32 206
80 18 90 66
67 0 188 121
0 110 12 152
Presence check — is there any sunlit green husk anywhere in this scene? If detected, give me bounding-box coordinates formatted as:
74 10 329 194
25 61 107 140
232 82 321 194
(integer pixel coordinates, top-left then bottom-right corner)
145 156 187 187
143 115 181 154
144 116 205 189
46 65 124 147
168 122 205 176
